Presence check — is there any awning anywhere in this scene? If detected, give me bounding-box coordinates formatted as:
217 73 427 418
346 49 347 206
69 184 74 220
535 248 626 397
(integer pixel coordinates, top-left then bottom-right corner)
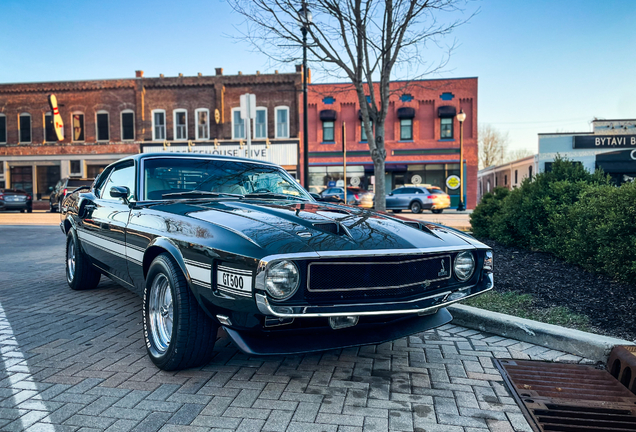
397 107 415 119
319 109 337 122
438 106 456 118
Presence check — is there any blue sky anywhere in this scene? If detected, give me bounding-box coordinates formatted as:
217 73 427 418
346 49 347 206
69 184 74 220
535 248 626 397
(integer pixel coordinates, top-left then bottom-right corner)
1 0 634 154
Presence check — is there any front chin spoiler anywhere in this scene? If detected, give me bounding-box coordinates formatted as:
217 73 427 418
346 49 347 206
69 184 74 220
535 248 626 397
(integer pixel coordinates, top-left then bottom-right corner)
223 308 453 356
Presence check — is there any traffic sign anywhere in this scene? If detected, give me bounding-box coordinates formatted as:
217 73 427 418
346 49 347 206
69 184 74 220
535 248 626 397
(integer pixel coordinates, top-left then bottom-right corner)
239 94 256 119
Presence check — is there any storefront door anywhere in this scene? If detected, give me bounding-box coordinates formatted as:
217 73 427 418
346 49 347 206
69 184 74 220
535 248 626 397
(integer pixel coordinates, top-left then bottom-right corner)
37 165 61 200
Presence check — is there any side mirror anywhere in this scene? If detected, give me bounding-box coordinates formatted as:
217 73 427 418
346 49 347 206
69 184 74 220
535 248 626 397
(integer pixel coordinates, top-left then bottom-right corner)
110 186 130 203
309 192 321 201
48 186 54 191
388 192 393 196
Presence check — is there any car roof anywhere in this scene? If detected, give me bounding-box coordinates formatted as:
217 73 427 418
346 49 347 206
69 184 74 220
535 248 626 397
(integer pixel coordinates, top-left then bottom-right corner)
118 152 280 167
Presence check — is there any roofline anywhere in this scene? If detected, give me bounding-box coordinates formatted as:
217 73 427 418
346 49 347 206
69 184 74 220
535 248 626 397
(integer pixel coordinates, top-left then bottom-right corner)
537 132 591 136
592 118 636 122
310 76 478 86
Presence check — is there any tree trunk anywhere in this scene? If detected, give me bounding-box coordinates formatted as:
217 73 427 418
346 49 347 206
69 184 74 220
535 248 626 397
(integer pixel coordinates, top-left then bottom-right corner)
372 124 387 212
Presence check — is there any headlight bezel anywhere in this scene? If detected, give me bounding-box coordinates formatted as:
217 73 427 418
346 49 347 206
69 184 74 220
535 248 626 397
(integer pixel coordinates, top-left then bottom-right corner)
264 259 300 301
454 251 475 282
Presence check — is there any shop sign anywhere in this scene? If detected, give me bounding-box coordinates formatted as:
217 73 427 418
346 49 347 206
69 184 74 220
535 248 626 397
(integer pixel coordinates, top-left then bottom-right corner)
336 179 345 187
327 181 336 187
141 142 297 166
446 175 460 190
410 174 422 185
350 176 361 186
573 135 636 149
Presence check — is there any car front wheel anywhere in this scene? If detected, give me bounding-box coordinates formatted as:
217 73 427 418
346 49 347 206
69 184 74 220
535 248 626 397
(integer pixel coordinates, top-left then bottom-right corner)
66 230 101 290
410 201 422 214
144 253 218 371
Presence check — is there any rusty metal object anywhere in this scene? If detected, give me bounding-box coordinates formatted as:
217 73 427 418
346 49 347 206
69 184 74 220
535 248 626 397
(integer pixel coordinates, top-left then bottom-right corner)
608 346 636 394
496 359 636 432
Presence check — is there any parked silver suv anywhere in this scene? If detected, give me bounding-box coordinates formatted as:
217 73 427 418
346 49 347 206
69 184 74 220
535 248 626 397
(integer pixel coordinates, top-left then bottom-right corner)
386 186 451 214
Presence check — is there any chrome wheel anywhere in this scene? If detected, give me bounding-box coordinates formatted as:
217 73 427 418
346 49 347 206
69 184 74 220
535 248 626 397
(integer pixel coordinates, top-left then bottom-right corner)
149 273 173 354
67 240 76 283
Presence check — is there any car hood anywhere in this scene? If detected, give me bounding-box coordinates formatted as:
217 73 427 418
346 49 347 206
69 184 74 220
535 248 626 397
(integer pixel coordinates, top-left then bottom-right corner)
181 200 480 256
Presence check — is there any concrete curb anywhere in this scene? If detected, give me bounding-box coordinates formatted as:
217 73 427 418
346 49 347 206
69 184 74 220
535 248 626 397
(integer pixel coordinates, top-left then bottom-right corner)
448 304 635 363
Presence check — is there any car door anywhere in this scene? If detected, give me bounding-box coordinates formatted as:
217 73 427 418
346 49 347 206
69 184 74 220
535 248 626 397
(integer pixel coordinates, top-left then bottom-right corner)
398 188 415 208
386 188 403 208
78 161 135 286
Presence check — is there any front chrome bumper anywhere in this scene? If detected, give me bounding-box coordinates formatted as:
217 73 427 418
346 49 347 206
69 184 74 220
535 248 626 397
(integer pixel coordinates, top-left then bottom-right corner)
255 273 493 318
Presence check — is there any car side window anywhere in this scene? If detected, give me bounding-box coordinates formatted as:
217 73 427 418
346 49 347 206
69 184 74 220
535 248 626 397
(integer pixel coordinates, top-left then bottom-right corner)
392 189 403 195
103 165 135 201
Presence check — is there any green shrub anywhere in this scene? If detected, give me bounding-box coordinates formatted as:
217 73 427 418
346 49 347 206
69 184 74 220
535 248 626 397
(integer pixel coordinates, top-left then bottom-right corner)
471 157 636 284
469 187 509 238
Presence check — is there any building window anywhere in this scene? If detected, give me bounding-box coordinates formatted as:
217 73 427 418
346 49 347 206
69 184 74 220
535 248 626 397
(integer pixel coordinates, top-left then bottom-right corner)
529 166 533 178
254 108 267 139
495 176 498 187
121 110 135 141
440 117 453 139
72 113 85 142
70 160 81 175
152 110 166 141
0 114 6 143
19 113 32 143
174 110 187 141
44 113 57 142
232 108 245 139
504 174 507 186
195 109 209 140
400 119 412 141
487 179 491 192
275 106 289 138
323 121 334 142
515 169 518 184
361 120 373 141
96 111 109 141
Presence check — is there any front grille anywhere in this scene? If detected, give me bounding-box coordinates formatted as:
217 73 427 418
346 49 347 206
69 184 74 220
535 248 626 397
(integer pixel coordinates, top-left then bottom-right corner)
306 254 452 302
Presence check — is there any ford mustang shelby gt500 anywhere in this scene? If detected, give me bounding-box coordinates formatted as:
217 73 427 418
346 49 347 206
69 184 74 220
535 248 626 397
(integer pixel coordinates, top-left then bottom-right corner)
61 153 493 370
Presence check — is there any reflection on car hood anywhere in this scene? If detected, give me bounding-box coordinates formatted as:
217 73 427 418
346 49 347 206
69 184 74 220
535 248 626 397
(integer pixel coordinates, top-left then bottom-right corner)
184 200 479 255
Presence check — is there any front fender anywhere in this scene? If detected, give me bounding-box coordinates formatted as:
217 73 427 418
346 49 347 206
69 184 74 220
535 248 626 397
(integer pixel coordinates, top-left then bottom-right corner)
144 237 190 285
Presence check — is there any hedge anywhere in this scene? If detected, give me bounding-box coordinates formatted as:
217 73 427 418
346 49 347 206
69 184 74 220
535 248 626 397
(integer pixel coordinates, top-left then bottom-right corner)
471 157 636 284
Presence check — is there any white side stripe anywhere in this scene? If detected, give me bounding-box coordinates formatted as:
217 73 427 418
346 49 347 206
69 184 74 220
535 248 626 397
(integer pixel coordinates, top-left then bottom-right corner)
186 264 211 285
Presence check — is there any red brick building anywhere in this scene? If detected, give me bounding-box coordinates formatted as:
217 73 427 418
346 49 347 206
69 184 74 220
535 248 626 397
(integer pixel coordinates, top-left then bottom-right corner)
304 78 478 208
0 69 301 200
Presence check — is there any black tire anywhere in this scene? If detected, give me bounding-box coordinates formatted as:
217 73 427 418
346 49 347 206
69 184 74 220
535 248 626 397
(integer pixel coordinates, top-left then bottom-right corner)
410 201 422 214
19 209 25 213
144 253 218 371
49 201 57 213
27 207 32 213
392 209 402 213
431 209 443 214
66 230 101 291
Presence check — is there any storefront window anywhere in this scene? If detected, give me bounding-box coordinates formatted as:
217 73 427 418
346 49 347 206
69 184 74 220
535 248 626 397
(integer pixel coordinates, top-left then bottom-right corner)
10 166 33 193
37 165 61 199
393 163 460 195
308 166 369 194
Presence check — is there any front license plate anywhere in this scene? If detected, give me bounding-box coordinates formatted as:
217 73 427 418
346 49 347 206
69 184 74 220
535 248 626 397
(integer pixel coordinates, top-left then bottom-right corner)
217 266 253 295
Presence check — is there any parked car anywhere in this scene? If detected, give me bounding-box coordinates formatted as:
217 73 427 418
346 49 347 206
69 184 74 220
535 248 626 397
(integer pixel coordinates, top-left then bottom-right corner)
0 189 32 213
386 186 451 214
319 187 374 208
61 153 493 370
49 177 94 212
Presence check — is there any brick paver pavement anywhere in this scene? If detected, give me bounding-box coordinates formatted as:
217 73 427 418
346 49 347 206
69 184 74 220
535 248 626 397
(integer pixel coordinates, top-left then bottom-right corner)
0 227 593 432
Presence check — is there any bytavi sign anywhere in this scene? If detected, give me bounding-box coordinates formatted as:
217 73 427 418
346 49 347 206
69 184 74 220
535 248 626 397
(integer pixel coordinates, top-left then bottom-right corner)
573 135 636 149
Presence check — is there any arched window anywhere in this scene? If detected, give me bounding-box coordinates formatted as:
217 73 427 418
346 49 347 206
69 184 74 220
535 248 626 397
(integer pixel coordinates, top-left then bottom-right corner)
151 109 166 141
274 106 289 138
195 108 209 140
121 110 135 141
44 112 57 142
173 109 187 141
19 113 32 143
96 110 110 141
71 112 85 142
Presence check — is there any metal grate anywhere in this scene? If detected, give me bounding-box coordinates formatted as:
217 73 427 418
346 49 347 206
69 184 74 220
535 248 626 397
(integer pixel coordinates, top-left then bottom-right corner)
496 359 636 432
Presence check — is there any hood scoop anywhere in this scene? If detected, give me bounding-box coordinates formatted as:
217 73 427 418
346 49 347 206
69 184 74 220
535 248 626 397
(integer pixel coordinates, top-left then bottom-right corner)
401 220 441 239
313 222 351 237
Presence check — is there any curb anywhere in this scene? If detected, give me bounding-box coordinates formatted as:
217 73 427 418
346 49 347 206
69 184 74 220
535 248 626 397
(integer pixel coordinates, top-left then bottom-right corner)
448 304 635 363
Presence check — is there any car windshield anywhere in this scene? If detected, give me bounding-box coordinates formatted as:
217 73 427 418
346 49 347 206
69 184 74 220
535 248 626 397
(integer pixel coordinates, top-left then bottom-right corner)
143 157 310 201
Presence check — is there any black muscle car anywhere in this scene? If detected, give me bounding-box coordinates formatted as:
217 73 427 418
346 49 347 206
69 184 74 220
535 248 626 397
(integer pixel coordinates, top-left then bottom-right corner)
61 153 493 371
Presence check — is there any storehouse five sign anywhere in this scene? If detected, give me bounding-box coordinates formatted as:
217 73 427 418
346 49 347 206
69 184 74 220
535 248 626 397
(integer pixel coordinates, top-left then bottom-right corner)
573 135 636 149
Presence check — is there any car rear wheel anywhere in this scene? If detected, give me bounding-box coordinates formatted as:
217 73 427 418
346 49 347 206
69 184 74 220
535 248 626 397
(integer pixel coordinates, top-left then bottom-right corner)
144 253 218 371
410 201 422 214
431 209 443 214
27 207 32 213
66 230 101 290
49 201 57 213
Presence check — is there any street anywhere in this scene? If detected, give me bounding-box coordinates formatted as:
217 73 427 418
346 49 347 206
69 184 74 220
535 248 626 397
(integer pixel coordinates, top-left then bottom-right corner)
0 226 588 432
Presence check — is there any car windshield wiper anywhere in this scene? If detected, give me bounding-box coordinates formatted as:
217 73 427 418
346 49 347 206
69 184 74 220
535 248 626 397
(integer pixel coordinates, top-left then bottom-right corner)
244 192 309 201
162 190 243 199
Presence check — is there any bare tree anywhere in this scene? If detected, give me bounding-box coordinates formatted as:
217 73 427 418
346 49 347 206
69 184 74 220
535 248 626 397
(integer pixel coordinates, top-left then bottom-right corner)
505 147 533 163
478 124 508 169
227 0 470 211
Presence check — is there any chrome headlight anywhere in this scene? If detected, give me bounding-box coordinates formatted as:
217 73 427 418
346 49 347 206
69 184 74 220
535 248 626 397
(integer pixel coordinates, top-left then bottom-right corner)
454 251 475 281
265 260 300 300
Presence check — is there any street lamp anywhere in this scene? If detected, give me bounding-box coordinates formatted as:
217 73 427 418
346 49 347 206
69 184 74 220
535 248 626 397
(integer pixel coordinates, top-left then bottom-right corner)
298 3 312 188
456 109 466 211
